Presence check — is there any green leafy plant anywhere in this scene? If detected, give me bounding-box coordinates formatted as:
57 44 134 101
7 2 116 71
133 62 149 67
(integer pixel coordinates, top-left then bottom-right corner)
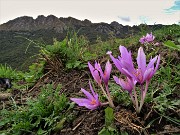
153 90 180 113
154 24 180 41
98 107 118 135
109 82 131 106
42 30 95 70
24 61 45 83
0 64 23 80
0 84 74 135
163 40 180 51
147 63 180 113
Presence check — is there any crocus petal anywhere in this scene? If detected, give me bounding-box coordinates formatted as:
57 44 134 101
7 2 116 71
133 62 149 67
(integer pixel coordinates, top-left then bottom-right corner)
70 98 98 110
119 46 130 59
119 46 134 68
103 60 112 85
154 42 160 46
127 77 135 91
122 68 135 79
113 76 120 85
154 55 160 73
70 98 91 107
95 62 104 79
147 55 160 79
121 59 135 73
146 33 150 38
147 56 157 69
88 62 101 84
143 68 153 82
89 81 96 97
137 47 146 74
81 88 94 100
121 79 133 92
113 76 134 93
118 78 127 89
135 69 144 84
84 104 99 110
139 36 146 44
146 32 155 42
108 54 124 73
93 94 99 103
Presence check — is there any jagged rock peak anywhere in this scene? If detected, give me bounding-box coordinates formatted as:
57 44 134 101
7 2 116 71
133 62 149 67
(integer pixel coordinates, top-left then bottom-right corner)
0 15 66 32
59 16 91 26
36 15 46 20
110 21 123 27
5 16 34 25
83 19 92 24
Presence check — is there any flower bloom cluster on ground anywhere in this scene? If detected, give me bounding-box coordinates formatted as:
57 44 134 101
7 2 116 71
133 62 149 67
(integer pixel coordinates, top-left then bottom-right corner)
71 33 160 113
139 32 155 44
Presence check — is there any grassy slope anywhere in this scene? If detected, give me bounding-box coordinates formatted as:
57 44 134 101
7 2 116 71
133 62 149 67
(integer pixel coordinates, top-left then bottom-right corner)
0 24 180 134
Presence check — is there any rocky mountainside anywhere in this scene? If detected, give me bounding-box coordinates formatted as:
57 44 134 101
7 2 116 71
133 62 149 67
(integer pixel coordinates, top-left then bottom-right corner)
0 15 165 69
0 15 66 33
0 15 145 38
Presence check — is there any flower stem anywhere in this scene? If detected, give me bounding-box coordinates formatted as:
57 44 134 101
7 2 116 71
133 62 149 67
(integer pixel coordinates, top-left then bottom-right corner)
100 85 114 108
100 84 108 98
101 102 109 106
133 87 139 113
129 93 136 107
105 85 115 108
139 81 149 113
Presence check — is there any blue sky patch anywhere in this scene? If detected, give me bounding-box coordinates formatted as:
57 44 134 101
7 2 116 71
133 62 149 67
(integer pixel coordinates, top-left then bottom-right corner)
165 0 180 13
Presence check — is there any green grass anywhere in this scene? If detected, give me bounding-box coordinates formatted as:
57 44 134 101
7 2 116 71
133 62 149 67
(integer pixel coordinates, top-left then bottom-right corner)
0 84 75 135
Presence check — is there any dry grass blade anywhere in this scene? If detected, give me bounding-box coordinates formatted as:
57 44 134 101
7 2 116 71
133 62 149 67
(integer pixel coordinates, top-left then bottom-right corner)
114 109 147 134
0 92 12 100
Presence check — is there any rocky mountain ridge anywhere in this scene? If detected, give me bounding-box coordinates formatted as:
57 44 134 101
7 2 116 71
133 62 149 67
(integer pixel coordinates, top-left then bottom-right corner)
0 15 144 38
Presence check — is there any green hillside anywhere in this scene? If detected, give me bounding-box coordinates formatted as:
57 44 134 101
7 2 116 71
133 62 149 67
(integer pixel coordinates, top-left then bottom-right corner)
0 24 180 135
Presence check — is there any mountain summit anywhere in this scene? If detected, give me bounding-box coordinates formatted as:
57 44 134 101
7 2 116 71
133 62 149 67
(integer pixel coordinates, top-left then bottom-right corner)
0 15 139 38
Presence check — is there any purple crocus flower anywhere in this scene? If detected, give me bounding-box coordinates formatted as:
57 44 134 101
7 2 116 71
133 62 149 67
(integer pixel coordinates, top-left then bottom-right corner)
113 76 135 93
145 32 155 42
88 60 114 108
70 81 101 110
88 61 112 86
95 60 112 86
139 36 147 44
108 46 160 84
122 47 160 84
139 32 155 44
88 61 102 85
107 46 135 78
108 46 160 113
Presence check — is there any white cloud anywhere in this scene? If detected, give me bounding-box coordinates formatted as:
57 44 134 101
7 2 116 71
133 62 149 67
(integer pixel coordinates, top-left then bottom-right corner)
118 16 130 22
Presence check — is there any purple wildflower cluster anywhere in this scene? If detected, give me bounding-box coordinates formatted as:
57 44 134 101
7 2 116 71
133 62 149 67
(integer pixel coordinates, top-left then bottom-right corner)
71 34 160 113
70 60 114 109
108 46 160 113
139 32 155 44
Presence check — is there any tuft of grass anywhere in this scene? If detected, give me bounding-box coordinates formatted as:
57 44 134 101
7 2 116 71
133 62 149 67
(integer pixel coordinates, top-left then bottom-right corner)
0 84 75 135
98 107 118 135
144 62 180 114
41 30 96 70
0 64 21 79
109 82 131 106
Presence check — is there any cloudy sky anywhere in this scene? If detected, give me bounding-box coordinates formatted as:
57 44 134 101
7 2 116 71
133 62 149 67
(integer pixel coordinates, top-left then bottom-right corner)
0 0 179 25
